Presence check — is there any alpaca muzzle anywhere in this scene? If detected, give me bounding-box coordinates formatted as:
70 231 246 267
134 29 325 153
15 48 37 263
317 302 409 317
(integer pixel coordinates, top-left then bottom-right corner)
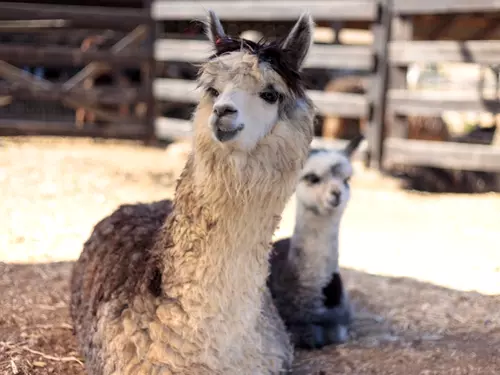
211 114 244 142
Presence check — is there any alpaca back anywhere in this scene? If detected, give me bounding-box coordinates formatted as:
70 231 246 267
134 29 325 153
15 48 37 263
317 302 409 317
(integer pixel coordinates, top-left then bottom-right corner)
70 199 172 372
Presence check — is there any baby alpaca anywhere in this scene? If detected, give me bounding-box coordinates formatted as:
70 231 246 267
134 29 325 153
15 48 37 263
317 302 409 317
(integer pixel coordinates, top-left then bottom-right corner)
269 136 363 349
70 11 315 375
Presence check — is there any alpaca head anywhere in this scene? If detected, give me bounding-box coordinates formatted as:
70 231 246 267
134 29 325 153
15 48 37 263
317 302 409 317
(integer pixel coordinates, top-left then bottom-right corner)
194 10 314 152
296 136 363 216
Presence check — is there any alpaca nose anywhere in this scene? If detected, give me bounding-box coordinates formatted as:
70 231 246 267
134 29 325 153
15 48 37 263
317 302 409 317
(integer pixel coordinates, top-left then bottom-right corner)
330 190 340 206
213 104 237 118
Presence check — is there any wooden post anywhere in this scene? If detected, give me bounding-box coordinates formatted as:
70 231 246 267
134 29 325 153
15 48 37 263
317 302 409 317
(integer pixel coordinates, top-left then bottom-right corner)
368 0 392 169
142 0 157 145
387 15 414 139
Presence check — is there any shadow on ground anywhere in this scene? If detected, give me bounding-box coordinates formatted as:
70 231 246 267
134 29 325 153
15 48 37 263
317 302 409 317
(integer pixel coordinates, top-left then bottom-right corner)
1 262 499 375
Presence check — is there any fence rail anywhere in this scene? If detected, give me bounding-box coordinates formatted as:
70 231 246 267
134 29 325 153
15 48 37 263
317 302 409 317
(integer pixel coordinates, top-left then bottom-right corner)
151 1 378 21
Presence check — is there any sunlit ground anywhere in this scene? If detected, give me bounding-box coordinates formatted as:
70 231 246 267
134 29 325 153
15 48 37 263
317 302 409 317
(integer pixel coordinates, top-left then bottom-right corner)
1 137 499 374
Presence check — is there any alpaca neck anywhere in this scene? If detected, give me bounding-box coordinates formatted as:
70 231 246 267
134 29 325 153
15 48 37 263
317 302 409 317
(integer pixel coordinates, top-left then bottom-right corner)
160 125 304 325
289 201 343 289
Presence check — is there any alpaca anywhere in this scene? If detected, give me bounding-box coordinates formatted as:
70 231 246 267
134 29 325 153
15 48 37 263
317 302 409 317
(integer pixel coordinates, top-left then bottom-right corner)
70 10 315 375
268 135 363 350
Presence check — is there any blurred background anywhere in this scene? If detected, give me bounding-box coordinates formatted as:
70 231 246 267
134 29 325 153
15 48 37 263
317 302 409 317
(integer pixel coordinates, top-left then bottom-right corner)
0 1 499 374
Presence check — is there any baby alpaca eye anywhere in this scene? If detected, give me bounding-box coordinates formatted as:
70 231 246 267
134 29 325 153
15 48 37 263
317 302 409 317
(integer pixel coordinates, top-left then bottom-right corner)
259 89 280 104
303 173 321 184
343 177 350 186
206 87 219 98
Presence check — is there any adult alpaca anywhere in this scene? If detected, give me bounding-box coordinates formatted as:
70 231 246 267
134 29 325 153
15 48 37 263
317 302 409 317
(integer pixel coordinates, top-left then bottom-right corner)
70 10 315 375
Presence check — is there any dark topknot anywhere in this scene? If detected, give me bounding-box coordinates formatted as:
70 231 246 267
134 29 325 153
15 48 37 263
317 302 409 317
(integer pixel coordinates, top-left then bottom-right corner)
209 36 304 96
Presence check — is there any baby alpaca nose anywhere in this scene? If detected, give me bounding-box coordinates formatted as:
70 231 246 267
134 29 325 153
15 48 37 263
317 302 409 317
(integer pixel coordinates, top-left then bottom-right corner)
213 104 237 118
330 190 340 205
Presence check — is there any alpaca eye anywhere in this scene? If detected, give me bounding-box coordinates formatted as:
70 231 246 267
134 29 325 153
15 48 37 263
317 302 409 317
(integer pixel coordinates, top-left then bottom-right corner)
344 177 350 186
303 173 321 184
259 89 279 104
206 87 219 98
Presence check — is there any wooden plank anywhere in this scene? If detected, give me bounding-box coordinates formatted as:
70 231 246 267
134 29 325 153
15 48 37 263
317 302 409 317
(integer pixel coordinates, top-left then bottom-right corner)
0 44 147 68
62 25 147 91
155 117 193 139
0 19 71 30
155 39 374 70
311 137 367 161
390 40 500 66
154 78 369 117
384 138 500 172
0 61 133 124
152 1 377 21
388 89 500 116
142 0 157 144
368 0 392 169
388 16 413 139
0 119 147 139
393 0 500 15
0 83 145 104
0 2 148 28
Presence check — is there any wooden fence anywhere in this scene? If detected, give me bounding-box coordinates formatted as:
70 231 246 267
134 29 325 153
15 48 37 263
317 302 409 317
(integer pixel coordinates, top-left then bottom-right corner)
384 0 500 172
1 0 500 174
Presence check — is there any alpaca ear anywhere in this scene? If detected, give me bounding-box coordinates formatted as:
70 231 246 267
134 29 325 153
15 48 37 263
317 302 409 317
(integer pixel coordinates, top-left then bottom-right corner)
343 135 364 158
281 13 314 70
205 10 227 47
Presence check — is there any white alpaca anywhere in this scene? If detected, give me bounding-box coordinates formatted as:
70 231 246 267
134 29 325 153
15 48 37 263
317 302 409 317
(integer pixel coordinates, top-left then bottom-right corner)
70 10 315 375
269 136 363 349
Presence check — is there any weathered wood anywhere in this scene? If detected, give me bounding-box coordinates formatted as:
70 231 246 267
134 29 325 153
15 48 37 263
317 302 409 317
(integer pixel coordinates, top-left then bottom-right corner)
62 26 147 91
143 0 157 144
0 44 147 68
388 16 413 139
0 2 148 28
154 39 374 70
0 61 133 124
0 83 145 104
0 19 71 30
311 137 366 161
152 1 377 21
367 0 392 169
0 119 147 139
384 138 500 172
388 89 500 116
153 78 369 117
393 0 500 15
155 117 193 140
390 40 500 66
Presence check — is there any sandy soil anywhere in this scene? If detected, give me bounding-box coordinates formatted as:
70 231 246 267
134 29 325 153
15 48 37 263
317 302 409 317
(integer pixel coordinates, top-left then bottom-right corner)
1 137 499 374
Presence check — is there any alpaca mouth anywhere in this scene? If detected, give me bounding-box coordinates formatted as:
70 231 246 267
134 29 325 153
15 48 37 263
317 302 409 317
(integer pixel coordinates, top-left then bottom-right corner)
214 124 244 142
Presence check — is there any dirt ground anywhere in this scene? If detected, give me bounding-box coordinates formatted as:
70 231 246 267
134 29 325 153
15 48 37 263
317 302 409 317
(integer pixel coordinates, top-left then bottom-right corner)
1 137 499 375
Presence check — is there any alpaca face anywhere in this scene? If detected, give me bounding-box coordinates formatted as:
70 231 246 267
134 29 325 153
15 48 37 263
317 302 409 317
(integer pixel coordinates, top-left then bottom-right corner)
201 53 284 150
297 151 353 216
296 136 363 216
196 10 314 151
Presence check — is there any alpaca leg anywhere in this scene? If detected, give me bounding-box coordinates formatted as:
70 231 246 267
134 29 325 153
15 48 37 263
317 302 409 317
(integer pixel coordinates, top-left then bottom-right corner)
288 323 327 350
324 324 349 345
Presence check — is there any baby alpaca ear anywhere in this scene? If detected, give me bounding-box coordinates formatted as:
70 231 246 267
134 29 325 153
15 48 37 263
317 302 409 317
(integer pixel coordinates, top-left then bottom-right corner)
281 13 314 70
343 135 364 158
205 10 226 47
